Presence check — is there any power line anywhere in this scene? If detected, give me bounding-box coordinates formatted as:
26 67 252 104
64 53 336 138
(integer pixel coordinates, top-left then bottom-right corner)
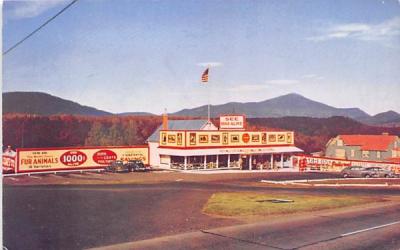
3 0 79 56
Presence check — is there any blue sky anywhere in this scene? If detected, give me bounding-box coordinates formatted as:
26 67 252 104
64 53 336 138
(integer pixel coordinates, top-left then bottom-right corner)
3 0 400 115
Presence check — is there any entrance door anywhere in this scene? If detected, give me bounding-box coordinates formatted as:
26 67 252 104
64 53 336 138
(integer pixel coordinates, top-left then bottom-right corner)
240 155 249 170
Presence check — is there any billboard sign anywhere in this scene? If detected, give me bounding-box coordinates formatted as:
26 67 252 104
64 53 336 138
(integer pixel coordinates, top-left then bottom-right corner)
16 146 149 173
293 155 400 173
219 115 245 130
2 155 16 173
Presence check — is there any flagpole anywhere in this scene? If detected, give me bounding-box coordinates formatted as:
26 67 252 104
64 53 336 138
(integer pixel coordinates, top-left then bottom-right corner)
208 68 210 122
201 67 211 123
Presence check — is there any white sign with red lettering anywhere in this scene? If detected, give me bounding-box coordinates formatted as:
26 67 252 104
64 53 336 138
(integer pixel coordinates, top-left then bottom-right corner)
219 115 245 130
16 146 149 173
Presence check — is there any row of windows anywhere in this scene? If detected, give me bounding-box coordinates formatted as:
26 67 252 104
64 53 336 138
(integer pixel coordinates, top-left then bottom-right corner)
336 149 383 159
353 150 381 159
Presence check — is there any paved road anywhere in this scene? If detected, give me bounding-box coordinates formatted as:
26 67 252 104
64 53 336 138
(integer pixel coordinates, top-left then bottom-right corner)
4 179 400 250
89 203 400 250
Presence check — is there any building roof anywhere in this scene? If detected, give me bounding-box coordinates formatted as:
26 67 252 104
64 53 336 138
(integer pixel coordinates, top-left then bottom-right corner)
339 134 398 151
146 120 211 142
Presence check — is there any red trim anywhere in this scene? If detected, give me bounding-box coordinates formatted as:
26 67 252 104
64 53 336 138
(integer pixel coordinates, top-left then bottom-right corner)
2 155 16 159
16 145 148 151
17 166 104 174
159 144 294 150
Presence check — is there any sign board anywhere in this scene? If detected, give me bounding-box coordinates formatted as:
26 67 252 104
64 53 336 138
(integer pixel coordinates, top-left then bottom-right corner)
16 146 149 173
293 155 400 173
219 115 245 130
2 155 16 173
160 130 295 148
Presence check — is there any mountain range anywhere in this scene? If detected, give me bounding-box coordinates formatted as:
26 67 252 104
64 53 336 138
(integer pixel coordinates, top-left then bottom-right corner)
3 91 400 126
3 92 112 116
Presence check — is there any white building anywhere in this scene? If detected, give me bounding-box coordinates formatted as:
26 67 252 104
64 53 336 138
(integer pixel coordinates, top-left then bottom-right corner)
147 115 303 171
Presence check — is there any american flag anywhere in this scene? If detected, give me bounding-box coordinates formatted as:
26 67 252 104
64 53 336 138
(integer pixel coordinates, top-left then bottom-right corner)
201 68 209 83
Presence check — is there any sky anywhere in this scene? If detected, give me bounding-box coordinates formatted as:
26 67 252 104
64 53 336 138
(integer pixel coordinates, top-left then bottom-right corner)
3 0 400 115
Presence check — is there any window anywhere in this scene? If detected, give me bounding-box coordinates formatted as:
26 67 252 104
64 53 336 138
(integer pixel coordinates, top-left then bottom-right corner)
337 139 343 146
350 150 355 157
377 151 381 159
362 150 369 158
335 149 345 159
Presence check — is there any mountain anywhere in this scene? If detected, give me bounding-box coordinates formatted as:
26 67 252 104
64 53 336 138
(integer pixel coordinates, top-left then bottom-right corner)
3 92 112 116
173 93 371 120
360 110 400 126
118 112 156 116
3 91 398 126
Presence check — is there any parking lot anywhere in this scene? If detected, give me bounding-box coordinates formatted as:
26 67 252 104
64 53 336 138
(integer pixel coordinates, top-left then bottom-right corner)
3 170 345 186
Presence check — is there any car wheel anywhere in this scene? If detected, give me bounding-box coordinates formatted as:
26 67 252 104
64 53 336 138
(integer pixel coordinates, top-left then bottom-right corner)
364 174 371 178
384 174 390 178
343 173 349 178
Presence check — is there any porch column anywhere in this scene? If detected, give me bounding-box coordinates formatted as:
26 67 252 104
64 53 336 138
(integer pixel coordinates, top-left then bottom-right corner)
228 154 231 168
281 153 284 168
270 154 274 169
184 156 187 170
249 155 252 170
216 155 219 168
204 155 207 169
289 155 293 168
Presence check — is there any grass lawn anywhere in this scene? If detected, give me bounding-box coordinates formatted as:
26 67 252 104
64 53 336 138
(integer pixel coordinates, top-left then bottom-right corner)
203 192 381 217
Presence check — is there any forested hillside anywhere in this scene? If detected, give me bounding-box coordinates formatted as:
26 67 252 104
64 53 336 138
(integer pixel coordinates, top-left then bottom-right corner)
3 114 400 153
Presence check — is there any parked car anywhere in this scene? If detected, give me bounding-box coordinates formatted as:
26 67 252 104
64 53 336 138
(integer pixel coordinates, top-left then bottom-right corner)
364 167 396 178
105 160 129 173
341 166 396 178
125 160 150 172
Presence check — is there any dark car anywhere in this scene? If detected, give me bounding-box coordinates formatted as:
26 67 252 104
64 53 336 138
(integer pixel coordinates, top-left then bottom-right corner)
105 160 129 173
341 166 377 178
341 166 395 178
125 160 150 172
365 167 396 178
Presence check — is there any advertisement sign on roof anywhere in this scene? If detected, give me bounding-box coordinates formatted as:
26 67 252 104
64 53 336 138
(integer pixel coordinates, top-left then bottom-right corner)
219 115 245 130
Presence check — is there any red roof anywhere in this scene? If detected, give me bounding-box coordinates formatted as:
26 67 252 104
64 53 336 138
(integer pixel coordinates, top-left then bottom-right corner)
339 134 397 151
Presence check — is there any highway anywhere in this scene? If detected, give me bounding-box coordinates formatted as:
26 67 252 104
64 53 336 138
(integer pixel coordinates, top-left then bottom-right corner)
3 174 400 250
90 203 400 250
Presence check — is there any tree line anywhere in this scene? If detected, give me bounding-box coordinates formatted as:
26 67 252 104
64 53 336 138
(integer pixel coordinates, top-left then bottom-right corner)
3 114 161 149
3 114 400 153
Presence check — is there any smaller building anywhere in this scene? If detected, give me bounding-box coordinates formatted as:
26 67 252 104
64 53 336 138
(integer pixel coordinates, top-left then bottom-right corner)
325 133 400 162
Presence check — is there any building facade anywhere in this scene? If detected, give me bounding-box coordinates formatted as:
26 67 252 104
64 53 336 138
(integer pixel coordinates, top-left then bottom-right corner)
325 134 400 162
147 115 303 170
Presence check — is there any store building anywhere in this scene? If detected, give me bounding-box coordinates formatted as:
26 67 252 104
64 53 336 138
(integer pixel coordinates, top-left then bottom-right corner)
325 133 400 162
147 115 303 170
